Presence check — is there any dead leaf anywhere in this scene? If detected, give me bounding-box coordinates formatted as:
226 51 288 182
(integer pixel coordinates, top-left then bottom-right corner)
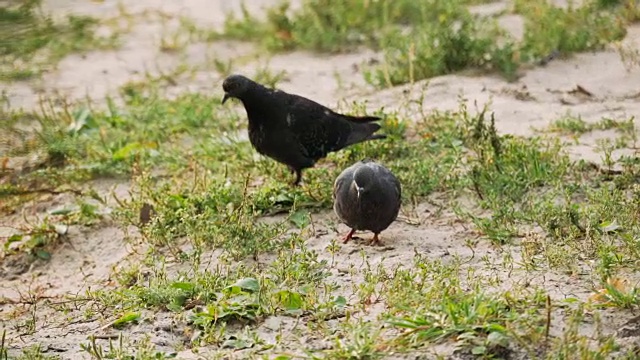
275 30 292 40
589 277 629 303
139 203 156 225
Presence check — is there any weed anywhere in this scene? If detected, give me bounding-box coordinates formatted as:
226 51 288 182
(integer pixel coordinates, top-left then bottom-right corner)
12 345 61 360
2 97 639 357
219 0 631 86
223 0 430 53
367 6 518 86
80 335 177 359
1 217 67 260
389 290 528 351
595 0 640 22
0 0 121 80
0 331 6 360
546 304 619 358
323 319 385 359
550 116 591 136
590 278 640 309
515 0 627 64
87 237 335 346
252 66 288 88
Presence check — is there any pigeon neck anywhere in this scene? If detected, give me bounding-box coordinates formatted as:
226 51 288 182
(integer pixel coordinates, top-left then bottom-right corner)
356 190 373 209
241 86 278 125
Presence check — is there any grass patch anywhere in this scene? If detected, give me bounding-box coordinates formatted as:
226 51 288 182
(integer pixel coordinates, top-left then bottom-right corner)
3 70 640 356
0 0 121 81
549 115 636 137
514 0 628 63
388 287 544 357
88 239 339 347
217 0 632 86
3 86 636 260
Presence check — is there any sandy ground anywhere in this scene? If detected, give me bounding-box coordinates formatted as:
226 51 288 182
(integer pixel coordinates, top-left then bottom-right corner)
2 0 640 358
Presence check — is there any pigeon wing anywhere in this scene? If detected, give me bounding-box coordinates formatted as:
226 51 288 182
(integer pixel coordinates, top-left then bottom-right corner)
284 97 352 160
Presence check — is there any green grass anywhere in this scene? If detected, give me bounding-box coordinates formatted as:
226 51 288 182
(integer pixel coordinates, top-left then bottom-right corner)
549 116 636 137
80 336 176 359
3 79 640 357
0 82 635 262
0 0 121 81
3 2 640 358
514 0 628 63
217 0 633 86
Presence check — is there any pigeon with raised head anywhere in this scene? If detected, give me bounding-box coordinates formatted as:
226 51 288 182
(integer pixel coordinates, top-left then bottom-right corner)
221 74 387 185
332 159 401 246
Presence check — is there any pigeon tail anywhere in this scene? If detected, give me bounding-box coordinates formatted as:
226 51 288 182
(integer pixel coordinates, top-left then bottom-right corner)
344 122 386 147
342 115 381 123
365 134 387 141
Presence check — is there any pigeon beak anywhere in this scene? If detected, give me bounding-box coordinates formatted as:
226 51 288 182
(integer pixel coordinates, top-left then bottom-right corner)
222 93 230 104
356 186 364 199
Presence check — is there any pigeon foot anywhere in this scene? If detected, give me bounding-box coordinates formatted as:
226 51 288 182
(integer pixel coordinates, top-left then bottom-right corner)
342 228 356 244
369 233 383 246
291 169 303 187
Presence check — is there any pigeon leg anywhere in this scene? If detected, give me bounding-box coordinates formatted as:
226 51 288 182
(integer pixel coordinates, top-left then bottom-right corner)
369 233 383 246
291 169 303 186
342 228 356 244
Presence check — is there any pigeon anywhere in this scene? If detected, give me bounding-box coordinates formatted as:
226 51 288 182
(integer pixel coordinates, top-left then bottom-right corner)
221 74 387 185
332 159 401 246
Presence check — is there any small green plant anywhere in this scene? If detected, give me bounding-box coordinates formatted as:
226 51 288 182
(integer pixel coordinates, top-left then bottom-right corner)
1 218 66 260
0 0 120 80
252 66 288 88
550 116 591 135
388 291 518 352
0 330 7 360
218 0 631 86
590 278 640 309
545 304 619 358
223 0 436 53
190 277 263 326
515 0 627 63
367 7 518 86
323 320 385 359
80 335 176 360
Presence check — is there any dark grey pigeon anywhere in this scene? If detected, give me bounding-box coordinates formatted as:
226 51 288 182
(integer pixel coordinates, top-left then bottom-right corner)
332 159 401 246
221 74 387 186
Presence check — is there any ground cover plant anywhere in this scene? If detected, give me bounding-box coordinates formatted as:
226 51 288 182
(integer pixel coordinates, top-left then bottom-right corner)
0 0 123 81
221 0 637 85
1 0 640 359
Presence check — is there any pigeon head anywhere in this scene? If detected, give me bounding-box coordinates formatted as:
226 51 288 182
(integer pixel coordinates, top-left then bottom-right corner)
222 74 253 104
352 165 376 199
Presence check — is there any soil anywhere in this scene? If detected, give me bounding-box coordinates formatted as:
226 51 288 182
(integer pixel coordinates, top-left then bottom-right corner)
2 0 640 359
